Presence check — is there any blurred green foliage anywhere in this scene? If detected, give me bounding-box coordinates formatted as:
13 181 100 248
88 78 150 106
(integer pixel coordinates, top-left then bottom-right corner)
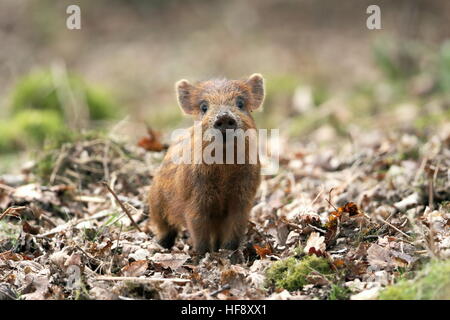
256 74 329 131
146 104 184 130
373 40 420 83
15 110 65 145
1 39 449 157
0 69 118 154
380 259 450 300
10 70 116 120
439 41 450 94
286 39 450 139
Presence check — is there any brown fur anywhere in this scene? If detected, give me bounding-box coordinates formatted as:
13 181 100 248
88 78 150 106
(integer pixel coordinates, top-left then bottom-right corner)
147 74 264 254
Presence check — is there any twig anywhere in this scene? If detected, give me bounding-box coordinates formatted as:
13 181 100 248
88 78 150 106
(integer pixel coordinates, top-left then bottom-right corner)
50 145 68 185
75 245 103 264
311 188 324 205
306 265 332 285
103 141 111 182
428 170 435 211
95 276 190 283
429 160 440 211
35 209 113 238
429 159 439 256
118 296 143 300
377 216 411 239
308 224 327 234
414 157 428 184
210 284 231 297
102 181 142 232
0 206 27 221
0 183 15 192
326 188 338 211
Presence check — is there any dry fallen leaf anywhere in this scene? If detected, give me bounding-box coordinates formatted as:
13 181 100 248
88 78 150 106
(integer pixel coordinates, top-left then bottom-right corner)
0 251 27 262
137 127 168 152
22 275 50 300
151 253 190 271
22 221 40 235
253 244 272 259
121 260 148 277
304 232 326 256
367 244 392 270
0 206 27 220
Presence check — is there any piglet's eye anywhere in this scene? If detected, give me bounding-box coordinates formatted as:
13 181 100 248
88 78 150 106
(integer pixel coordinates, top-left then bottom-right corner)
200 101 208 113
236 97 245 109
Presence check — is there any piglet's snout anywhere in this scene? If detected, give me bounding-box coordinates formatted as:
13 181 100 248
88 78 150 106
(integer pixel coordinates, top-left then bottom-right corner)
213 113 237 132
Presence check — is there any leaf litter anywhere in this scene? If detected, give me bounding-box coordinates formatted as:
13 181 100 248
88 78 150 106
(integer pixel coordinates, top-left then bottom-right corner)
0 126 449 300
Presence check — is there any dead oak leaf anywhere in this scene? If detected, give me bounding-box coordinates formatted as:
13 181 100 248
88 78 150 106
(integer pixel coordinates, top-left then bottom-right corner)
121 260 148 277
343 202 361 217
137 127 168 152
367 244 392 269
0 251 27 262
304 232 326 256
22 275 50 300
64 253 83 268
253 244 273 259
332 258 346 269
22 221 40 235
0 206 27 220
151 253 190 271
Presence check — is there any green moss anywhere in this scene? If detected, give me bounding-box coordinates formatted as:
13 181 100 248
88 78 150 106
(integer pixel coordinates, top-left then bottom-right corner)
328 284 351 300
293 245 304 258
10 71 60 114
0 120 20 153
0 69 119 154
9 70 118 121
13 110 65 146
0 109 69 154
380 259 450 300
266 255 332 291
84 85 119 121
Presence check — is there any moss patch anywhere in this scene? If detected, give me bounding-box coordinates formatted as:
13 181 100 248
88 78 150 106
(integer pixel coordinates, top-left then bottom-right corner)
0 69 119 154
9 69 117 121
328 283 351 300
265 255 332 291
379 259 450 300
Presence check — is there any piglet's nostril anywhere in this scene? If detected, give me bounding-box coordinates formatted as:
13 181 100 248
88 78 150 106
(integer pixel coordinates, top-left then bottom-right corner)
214 115 237 130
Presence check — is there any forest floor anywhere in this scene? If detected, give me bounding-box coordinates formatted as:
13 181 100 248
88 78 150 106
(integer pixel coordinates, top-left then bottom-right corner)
0 124 449 300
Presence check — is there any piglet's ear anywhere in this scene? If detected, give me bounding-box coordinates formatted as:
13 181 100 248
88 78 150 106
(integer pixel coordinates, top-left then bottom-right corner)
246 73 265 110
175 79 195 114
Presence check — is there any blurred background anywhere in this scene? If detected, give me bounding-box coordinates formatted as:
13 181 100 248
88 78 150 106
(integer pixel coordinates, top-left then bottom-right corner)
0 0 449 172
